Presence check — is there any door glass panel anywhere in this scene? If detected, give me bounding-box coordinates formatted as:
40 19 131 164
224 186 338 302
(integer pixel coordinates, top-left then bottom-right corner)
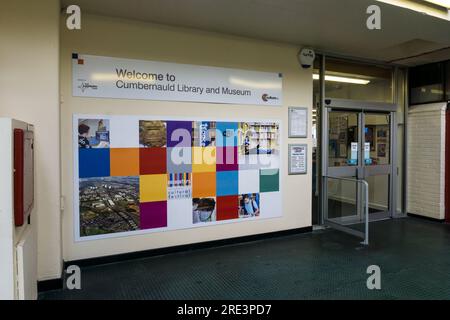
366 174 389 215
324 176 368 240
328 111 359 167
364 113 390 166
326 177 358 219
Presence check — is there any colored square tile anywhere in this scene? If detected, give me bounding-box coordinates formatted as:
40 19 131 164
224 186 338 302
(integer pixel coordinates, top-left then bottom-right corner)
238 153 280 170
167 199 192 229
110 148 140 176
140 174 168 202
216 195 239 221
238 170 260 194
167 147 192 173
139 147 167 174
217 146 238 171
192 121 216 147
140 201 167 229
192 146 216 172
167 121 193 147
110 117 140 148
167 173 192 200
139 120 167 147
216 170 238 196
260 169 279 193
216 122 238 147
79 148 110 178
259 192 282 218
192 172 216 197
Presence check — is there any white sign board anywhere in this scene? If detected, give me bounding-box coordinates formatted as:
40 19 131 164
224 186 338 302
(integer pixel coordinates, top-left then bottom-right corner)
72 54 283 106
364 142 372 165
288 144 307 174
288 107 308 138
349 142 358 165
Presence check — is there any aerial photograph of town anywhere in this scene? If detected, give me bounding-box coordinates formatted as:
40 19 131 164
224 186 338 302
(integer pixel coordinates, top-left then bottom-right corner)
79 176 140 237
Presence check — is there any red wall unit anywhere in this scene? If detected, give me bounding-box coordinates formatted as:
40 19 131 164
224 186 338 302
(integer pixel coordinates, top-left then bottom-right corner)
13 128 34 227
446 106 450 223
14 129 25 227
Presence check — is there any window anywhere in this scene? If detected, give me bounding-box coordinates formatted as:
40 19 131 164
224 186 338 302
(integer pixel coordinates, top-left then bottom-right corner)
314 58 393 103
409 62 445 105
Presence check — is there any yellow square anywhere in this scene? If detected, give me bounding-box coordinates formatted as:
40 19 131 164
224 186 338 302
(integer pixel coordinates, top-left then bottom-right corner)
140 174 168 202
192 146 216 172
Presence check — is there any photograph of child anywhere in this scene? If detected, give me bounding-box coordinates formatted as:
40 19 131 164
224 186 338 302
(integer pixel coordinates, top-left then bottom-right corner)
193 197 216 224
239 193 260 218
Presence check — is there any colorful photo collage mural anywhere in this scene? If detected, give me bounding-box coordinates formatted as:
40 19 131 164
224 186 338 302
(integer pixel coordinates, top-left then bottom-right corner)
75 115 282 240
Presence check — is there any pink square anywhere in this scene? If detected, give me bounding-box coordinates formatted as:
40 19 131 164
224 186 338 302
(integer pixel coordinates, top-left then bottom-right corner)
216 147 238 171
140 201 167 229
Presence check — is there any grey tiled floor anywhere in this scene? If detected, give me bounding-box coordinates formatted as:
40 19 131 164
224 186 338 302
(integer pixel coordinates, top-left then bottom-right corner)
40 217 450 300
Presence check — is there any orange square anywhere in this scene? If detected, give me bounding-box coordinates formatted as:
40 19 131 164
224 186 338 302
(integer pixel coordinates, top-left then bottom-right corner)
192 172 216 197
110 148 140 176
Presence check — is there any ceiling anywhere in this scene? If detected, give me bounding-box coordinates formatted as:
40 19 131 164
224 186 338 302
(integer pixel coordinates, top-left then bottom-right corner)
61 0 450 66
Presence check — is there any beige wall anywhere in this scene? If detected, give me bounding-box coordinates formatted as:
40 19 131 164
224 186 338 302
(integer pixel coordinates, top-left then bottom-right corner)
61 14 313 261
0 0 61 280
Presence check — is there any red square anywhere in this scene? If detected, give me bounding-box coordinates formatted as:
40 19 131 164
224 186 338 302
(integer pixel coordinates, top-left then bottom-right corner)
78 59 84 65
216 147 238 171
140 148 167 174
216 195 239 221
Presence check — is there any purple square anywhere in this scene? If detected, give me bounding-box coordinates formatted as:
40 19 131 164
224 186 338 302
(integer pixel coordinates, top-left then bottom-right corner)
217 147 238 171
167 121 193 148
140 201 167 229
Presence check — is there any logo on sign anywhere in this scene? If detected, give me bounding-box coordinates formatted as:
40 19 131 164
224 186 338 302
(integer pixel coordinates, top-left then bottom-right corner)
262 93 279 102
78 81 98 92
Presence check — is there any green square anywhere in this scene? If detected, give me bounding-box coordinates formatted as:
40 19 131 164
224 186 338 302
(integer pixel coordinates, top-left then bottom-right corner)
260 169 279 192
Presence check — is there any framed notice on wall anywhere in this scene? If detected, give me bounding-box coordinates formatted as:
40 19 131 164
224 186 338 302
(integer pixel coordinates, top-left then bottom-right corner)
73 114 283 241
288 107 308 138
288 144 307 175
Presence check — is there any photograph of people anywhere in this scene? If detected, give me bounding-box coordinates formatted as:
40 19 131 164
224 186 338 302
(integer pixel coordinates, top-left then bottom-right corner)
193 198 216 224
239 193 260 217
78 123 91 149
78 119 110 148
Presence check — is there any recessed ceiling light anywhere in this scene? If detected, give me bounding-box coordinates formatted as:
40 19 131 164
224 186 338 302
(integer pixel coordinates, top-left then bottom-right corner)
376 0 450 20
424 0 450 9
313 74 370 85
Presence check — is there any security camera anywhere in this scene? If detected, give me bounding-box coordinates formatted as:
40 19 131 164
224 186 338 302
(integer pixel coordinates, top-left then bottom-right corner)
298 48 315 69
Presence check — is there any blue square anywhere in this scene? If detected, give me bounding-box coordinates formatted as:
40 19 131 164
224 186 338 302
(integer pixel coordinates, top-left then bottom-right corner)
79 148 110 178
216 122 238 147
216 170 238 196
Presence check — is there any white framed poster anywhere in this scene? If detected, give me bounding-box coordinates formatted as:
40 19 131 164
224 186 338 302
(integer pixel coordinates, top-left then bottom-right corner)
288 107 308 138
72 53 283 106
288 144 307 175
73 114 283 241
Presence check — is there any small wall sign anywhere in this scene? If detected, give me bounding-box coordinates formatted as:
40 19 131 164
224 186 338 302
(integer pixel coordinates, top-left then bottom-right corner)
288 144 307 175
